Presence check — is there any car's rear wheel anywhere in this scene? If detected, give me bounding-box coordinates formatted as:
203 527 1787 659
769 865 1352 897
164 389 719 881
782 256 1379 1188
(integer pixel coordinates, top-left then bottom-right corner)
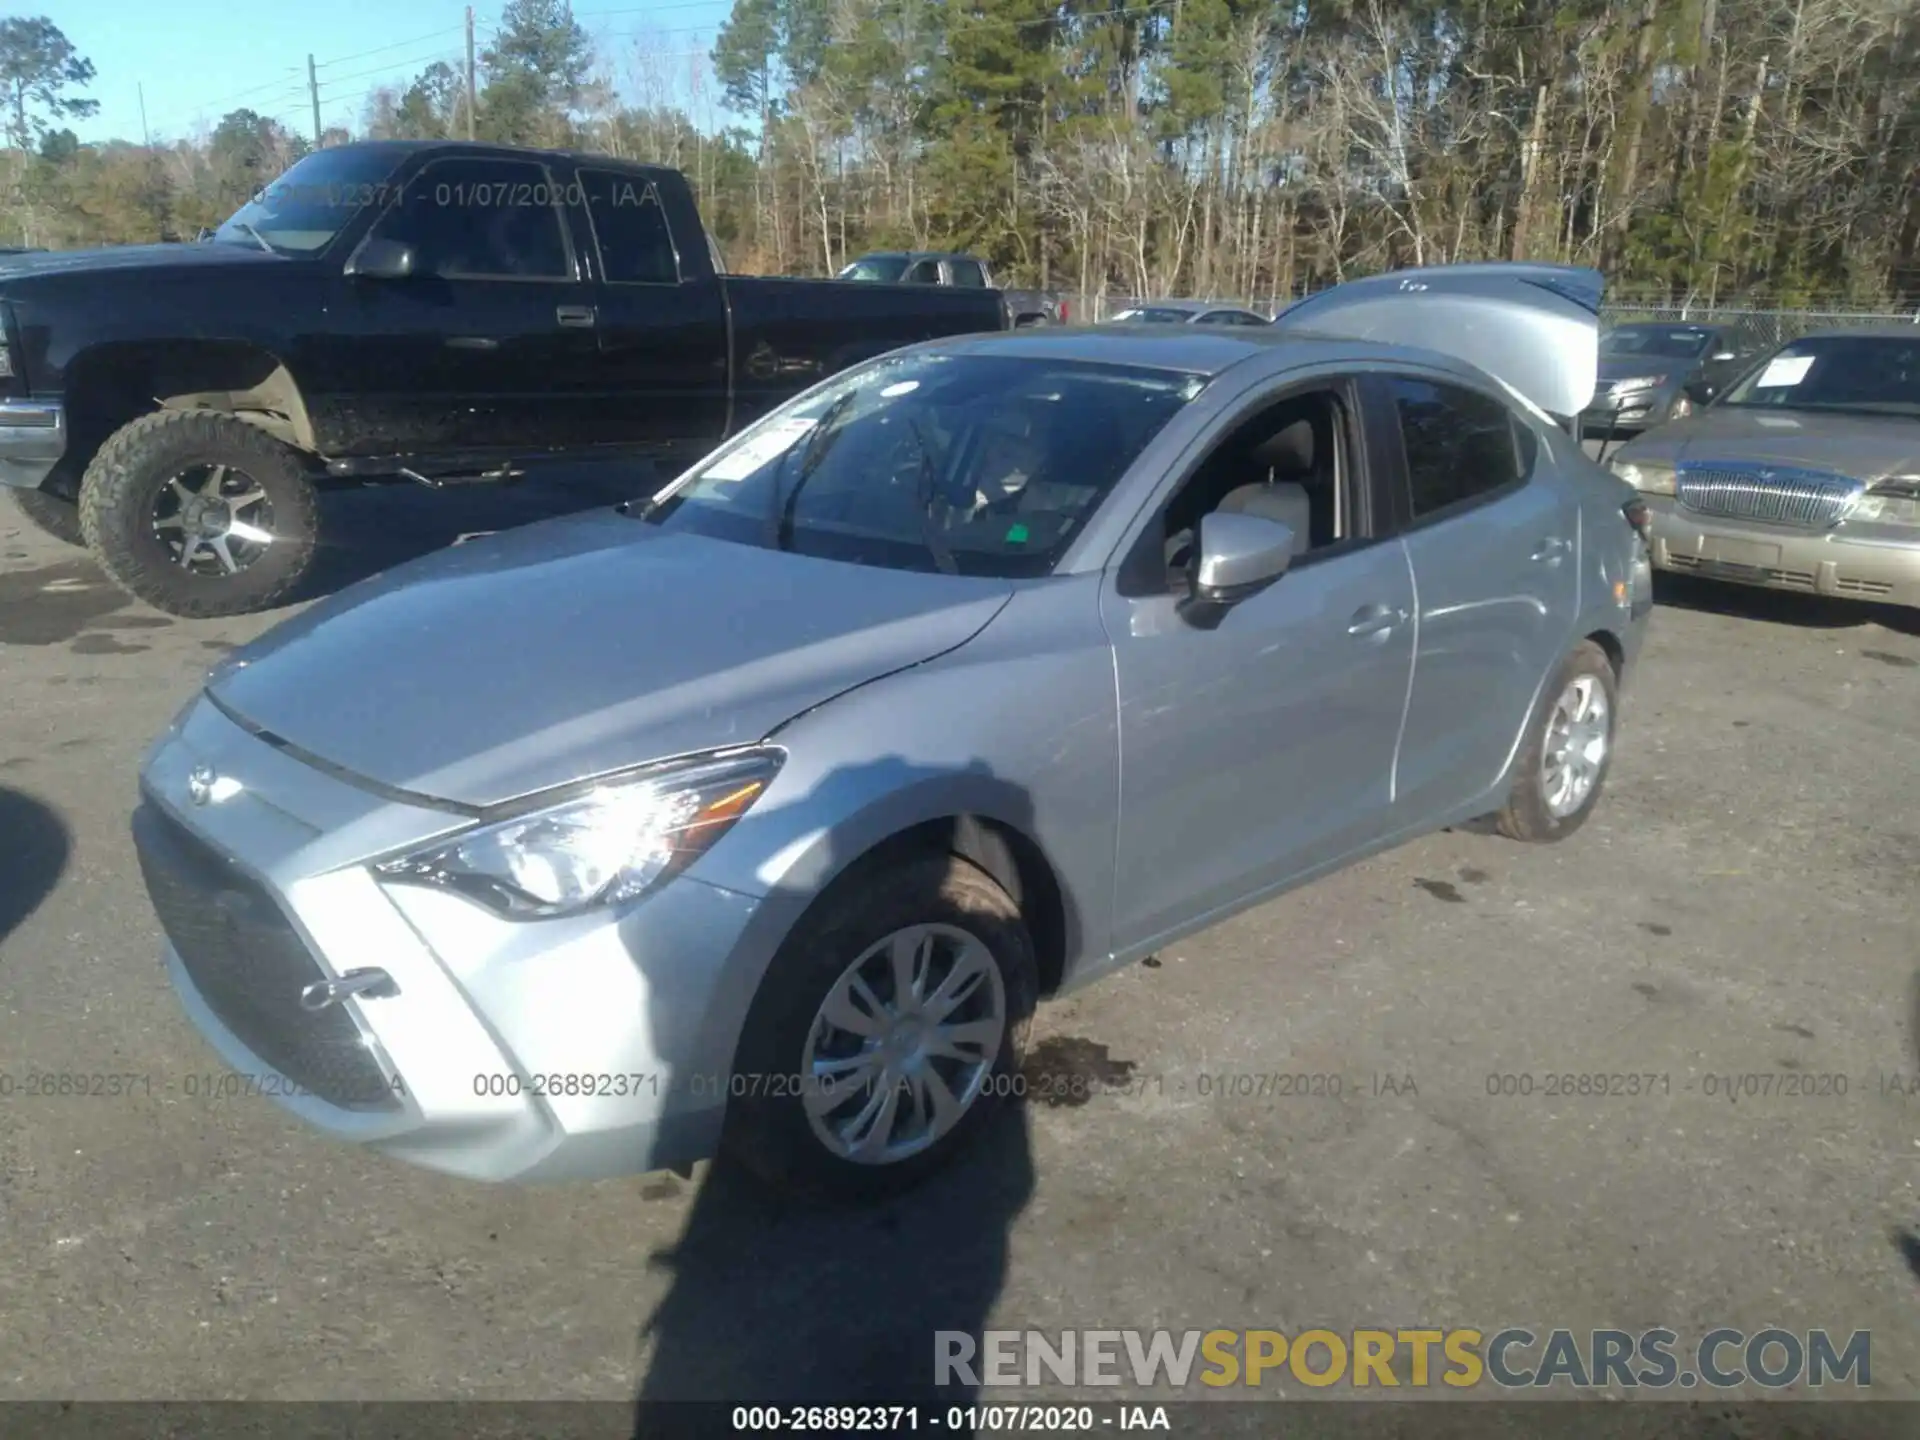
721 853 1037 1201
7 486 83 546
78 410 319 618
1493 639 1618 843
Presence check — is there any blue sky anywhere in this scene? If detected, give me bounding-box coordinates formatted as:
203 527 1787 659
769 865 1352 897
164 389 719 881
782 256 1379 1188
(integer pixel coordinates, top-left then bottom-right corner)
45 0 738 146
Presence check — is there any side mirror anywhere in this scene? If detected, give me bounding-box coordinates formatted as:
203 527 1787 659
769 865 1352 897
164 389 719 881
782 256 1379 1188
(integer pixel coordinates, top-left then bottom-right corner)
344 237 416 280
1179 511 1296 628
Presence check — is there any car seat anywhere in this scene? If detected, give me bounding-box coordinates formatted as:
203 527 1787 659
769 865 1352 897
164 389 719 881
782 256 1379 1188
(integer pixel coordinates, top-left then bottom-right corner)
1213 418 1316 554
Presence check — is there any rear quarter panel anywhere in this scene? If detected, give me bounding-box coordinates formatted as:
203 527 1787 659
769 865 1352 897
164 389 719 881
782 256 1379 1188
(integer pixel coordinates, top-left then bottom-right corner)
720 276 1007 429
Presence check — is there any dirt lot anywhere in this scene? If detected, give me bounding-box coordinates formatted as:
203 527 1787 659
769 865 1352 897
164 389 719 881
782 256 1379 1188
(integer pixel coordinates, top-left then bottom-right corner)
1 470 1917 1423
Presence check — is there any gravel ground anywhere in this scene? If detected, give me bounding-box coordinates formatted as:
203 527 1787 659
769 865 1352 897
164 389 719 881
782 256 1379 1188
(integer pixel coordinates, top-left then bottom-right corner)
1 468 1917 1429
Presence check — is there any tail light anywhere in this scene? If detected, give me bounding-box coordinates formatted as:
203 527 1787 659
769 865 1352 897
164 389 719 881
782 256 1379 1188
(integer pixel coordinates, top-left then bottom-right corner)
1623 498 1652 544
1059 299 1070 323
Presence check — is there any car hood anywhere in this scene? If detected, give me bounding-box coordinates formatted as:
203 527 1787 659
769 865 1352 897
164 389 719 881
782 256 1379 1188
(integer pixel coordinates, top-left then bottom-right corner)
205 509 1015 809
1610 406 1920 482
1595 356 1689 386
0 241 285 280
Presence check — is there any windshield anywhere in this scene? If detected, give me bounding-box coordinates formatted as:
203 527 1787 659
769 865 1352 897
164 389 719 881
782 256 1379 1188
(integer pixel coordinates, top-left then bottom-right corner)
643 353 1206 577
1110 307 1195 324
1600 325 1715 360
1718 335 1920 418
838 256 910 283
213 147 408 255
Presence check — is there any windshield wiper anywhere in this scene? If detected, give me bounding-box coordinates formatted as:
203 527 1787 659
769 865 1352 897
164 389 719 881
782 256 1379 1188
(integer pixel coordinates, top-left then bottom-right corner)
228 220 277 255
764 390 857 552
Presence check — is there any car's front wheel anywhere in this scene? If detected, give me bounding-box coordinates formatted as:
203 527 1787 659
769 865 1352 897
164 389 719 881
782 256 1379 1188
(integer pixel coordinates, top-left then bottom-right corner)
721 853 1037 1201
1493 638 1619 843
78 410 319 618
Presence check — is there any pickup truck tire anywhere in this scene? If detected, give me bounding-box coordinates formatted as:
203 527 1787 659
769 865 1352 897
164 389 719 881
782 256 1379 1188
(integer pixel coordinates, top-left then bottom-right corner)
720 853 1037 1202
78 411 319 619
8 487 84 546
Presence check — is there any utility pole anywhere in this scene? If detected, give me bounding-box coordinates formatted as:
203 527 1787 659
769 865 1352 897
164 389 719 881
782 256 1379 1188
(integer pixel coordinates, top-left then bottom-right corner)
307 54 322 147
137 83 150 147
464 7 478 141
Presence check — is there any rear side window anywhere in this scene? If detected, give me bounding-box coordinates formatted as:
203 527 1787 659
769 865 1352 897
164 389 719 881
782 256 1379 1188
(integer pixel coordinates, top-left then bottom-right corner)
949 259 987 288
579 168 679 284
1387 377 1526 519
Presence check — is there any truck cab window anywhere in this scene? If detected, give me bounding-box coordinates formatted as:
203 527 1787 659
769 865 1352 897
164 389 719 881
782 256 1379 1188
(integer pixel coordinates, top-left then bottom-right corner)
902 259 942 284
949 260 987 288
371 158 570 281
579 168 680 284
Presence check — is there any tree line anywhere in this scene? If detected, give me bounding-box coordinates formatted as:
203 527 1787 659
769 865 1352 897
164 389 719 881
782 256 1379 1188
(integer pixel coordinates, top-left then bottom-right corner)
4 1 1918 307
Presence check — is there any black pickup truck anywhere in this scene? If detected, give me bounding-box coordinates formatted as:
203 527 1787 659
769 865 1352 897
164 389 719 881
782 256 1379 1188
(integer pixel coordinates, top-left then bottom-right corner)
0 141 1009 616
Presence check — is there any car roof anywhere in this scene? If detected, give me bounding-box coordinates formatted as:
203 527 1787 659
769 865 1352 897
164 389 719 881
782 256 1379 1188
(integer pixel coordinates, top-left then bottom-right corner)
1787 326 1920 343
322 138 680 178
906 323 1490 383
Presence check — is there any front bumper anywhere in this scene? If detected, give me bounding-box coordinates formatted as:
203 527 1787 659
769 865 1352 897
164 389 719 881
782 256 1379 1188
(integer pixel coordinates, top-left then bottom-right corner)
0 398 65 490
136 696 762 1183
1642 496 1920 608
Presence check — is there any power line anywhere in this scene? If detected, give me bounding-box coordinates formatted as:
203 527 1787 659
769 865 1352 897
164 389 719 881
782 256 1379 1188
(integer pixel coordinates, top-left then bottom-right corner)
314 26 468 71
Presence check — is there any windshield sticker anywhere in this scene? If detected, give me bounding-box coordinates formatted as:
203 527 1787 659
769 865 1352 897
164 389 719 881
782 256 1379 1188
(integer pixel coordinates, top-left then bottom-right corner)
701 417 818 481
1755 355 1815 388
1005 522 1031 545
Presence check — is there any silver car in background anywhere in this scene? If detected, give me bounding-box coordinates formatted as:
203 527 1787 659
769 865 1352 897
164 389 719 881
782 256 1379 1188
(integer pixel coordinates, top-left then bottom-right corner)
1608 329 1920 609
133 263 1651 1200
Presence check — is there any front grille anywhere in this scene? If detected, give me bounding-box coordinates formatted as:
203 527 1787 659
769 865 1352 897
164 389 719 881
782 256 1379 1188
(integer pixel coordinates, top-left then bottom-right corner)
1836 576 1894 596
133 802 402 1112
1676 463 1861 529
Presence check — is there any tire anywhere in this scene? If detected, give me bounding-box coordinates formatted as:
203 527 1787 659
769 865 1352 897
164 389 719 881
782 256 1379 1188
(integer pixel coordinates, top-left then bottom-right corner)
78 410 319 618
720 853 1038 1202
1493 639 1619 843
8 486 84 546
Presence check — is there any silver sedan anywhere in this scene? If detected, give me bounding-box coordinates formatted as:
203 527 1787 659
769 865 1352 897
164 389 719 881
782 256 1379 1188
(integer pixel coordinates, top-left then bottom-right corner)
134 263 1652 1200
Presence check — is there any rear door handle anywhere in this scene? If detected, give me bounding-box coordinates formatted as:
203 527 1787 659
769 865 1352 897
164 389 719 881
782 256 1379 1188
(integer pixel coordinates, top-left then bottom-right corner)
1531 536 1571 564
556 305 596 329
1347 603 1407 640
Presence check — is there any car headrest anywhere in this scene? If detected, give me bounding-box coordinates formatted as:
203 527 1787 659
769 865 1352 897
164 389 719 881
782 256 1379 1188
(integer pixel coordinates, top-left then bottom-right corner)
1250 418 1315 477
1216 481 1311 554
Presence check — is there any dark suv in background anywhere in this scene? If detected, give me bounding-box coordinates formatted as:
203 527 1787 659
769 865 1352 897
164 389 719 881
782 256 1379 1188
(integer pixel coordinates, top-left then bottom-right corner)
1581 321 1760 439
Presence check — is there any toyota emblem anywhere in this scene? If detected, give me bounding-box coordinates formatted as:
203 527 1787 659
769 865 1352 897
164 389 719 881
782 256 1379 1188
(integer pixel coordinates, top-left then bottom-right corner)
187 764 217 807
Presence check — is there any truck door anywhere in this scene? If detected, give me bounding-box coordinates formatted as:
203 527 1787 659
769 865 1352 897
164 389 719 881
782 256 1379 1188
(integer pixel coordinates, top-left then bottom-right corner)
568 165 729 458
321 153 604 457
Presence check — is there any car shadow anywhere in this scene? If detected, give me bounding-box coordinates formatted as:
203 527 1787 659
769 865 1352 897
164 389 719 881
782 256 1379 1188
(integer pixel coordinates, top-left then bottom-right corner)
1896 969 1920 1288
296 459 666 606
631 756 1053 1437
0 785 72 959
1651 571 1920 635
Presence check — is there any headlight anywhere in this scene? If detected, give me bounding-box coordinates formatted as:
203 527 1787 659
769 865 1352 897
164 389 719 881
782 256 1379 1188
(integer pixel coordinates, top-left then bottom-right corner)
1611 458 1676 495
1611 376 1663 392
374 747 782 919
1850 476 1920 527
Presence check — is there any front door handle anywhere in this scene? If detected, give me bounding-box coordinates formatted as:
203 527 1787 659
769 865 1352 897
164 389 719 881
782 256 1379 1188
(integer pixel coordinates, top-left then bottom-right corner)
556 305 596 329
1531 536 1571 564
1347 603 1407 640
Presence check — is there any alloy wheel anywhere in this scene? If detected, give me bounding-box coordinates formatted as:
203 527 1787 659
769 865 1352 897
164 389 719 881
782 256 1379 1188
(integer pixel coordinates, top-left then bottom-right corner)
1541 674 1611 818
151 462 277 576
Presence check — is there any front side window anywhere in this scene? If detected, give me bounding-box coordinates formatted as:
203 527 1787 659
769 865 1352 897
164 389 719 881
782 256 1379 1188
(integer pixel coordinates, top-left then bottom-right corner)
1388 377 1526 519
902 259 942 284
949 259 987 288
366 157 570 280
579 168 678 284
214 146 408 255
1718 336 1920 418
643 354 1207 578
